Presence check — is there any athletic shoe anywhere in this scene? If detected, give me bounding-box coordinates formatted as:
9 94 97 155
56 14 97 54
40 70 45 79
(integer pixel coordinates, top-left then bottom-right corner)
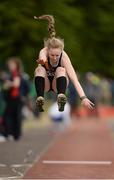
36 96 44 112
57 93 67 112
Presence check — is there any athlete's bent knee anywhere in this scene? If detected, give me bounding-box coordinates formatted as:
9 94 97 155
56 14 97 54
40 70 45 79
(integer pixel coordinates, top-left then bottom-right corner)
35 66 46 76
56 67 66 76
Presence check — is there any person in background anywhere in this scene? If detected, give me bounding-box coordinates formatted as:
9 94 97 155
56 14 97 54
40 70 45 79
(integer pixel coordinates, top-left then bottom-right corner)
34 15 94 112
3 57 23 140
0 70 7 142
110 79 114 106
82 72 100 117
68 80 79 117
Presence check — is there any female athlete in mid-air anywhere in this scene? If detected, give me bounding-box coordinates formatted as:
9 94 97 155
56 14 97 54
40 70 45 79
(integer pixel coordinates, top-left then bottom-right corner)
34 15 94 112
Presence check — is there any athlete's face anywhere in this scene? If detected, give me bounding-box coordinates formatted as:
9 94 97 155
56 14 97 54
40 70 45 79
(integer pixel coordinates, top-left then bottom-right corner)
48 48 62 63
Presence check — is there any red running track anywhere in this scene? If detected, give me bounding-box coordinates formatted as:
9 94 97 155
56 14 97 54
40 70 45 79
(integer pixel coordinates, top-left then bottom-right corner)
24 119 114 179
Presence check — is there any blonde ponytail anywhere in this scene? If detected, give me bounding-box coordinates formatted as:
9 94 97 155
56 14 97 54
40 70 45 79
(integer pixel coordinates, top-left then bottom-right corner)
34 14 64 50
34 15 56 38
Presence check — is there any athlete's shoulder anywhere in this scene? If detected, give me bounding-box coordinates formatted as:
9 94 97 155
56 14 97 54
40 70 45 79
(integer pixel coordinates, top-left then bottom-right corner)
61 50 71 67
39 47 48 61
62 50 70 60
40 47 48 53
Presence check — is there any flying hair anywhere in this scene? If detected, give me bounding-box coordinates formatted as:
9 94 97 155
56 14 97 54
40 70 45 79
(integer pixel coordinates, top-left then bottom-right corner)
34 15 56 38
34 14 64 50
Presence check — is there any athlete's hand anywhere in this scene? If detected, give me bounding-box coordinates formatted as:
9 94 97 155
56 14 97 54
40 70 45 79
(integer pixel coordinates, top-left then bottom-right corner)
81 98 94 109
36 59 49 70
36 59 45 65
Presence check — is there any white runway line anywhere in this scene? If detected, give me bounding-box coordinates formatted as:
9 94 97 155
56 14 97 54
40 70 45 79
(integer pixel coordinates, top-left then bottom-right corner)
43 160 112 165
10 163 32 168
0 164 7 167
0 176 21 179
0 179 114 180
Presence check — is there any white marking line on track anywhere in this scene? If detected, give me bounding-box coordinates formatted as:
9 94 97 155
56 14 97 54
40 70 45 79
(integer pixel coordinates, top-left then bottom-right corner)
43 160 112 165
10 163 32 168
0 164 7 167
0 179 114 180
0 176 20 179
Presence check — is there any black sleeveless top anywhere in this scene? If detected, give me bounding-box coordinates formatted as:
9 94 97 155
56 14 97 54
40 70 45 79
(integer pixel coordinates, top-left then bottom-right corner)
43 53 63 91
43 52 62 78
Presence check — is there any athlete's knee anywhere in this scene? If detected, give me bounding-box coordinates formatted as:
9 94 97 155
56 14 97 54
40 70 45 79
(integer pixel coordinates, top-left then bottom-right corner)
35 66 46 76
56 67 66 76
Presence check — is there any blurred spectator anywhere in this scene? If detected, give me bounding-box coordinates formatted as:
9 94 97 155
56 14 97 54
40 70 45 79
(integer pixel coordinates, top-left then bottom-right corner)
99 77 111 105
68 80 79 117
29 80 40 118
0 71 7 142
20 71 30 104
82 72 100 117
20 71 32 120
2 57 23 140
110 79 114 106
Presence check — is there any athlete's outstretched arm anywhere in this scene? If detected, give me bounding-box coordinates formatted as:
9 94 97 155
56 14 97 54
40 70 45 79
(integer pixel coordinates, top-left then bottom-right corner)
36 47 48 65
62 51 94 109
39 48 48 61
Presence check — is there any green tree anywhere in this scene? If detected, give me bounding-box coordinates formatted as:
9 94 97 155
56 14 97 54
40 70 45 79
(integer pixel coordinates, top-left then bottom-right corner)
0 0 114 77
